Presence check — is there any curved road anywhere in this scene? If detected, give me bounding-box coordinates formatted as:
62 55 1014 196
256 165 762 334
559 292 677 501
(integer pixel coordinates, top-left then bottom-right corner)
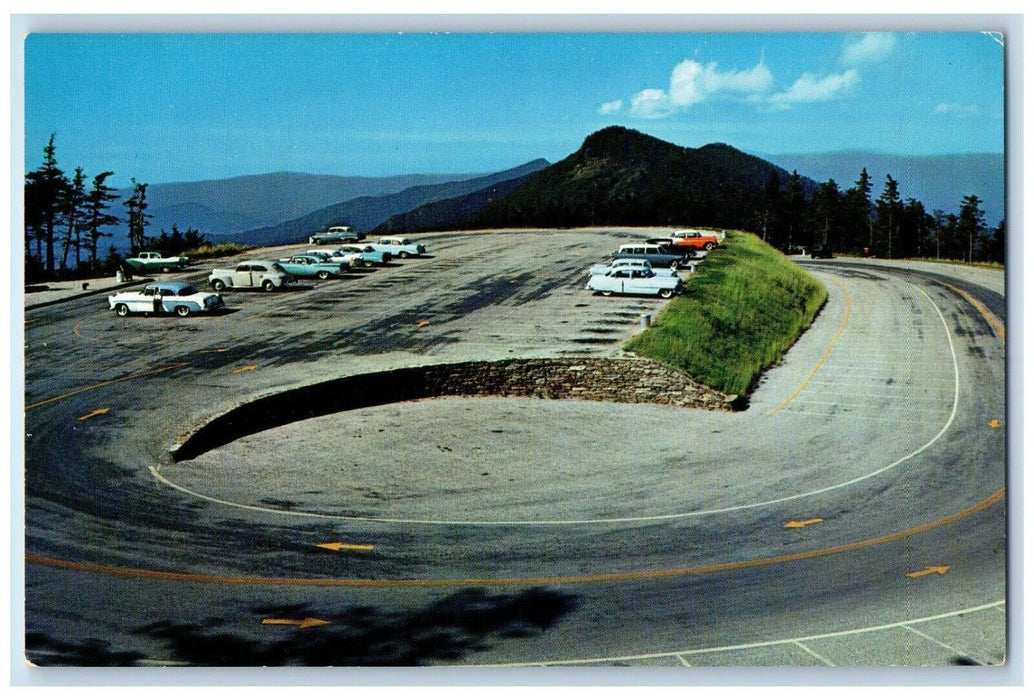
21 231 1006 670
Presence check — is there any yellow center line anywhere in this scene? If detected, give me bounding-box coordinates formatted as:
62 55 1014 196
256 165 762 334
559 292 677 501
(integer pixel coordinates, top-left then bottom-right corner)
938 281 1005 340
24 488 1004 589
767 278 851 417
25 363 188 410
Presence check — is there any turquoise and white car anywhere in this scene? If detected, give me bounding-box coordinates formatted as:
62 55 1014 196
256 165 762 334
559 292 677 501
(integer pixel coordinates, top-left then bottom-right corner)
109 281 224 317
367 237 427 259
333 244 392 267
276 254 350 280
588 258 677 278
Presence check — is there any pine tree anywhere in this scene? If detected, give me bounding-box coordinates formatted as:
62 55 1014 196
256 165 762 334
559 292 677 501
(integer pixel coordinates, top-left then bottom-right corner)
124 178 152 253
24 134 70 274
958 195 986 263
876 174 903 258
85 172 120 271
59 167 88 271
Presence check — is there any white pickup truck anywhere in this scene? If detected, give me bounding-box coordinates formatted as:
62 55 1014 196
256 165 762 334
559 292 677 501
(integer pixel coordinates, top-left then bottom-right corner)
208 260 294 292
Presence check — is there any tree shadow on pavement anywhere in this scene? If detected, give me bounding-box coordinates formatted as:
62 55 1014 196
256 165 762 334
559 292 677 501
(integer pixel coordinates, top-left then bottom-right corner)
140 586 579 666
25 587 580 666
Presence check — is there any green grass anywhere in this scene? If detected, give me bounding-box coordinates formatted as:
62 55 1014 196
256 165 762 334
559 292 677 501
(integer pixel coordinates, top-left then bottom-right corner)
182 242 254 259
624 230 827 398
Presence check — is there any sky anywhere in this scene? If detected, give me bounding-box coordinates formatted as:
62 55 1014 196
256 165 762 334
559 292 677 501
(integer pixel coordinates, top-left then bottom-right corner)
21 29 1007 189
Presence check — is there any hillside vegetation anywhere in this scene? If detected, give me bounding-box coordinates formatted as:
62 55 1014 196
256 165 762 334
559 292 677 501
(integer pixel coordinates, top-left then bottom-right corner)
625 231 827 399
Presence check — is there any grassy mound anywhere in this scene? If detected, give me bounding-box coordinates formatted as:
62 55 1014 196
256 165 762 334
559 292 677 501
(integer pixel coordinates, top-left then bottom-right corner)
625 231 827 398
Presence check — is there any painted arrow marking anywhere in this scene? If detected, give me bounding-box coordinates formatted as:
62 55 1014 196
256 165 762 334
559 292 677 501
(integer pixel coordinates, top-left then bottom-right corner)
316 542 375 553
77 407 110 421
906 565 950 579
784 518 824 529
230 365 258 374
261 617 330 629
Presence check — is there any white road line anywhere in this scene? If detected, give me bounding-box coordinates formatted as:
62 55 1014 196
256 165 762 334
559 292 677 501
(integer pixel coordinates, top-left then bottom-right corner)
793 640 837 667
467 601 1005 667
153 281 962 527
675 653 692 667
902 624 981 663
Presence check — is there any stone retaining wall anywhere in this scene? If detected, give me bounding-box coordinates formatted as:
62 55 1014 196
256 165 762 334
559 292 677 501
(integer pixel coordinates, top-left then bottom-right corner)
172 357 738 461
424 357 737 410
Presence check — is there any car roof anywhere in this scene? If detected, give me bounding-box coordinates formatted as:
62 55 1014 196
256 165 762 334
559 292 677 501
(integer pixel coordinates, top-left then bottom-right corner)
148 281 194 291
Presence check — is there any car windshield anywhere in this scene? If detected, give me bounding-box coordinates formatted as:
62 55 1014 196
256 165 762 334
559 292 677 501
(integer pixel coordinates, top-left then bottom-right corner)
271 263 286 272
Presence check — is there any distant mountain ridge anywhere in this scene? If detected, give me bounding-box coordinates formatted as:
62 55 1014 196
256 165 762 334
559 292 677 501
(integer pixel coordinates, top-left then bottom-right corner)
376 126 819 234
762 151 1004 225
120 170 486 238
237 159 551 246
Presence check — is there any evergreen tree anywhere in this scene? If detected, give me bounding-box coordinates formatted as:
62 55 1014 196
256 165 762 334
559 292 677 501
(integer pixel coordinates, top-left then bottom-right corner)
876 174 903 258
124 178 152 253
24 134 70 274
900 198 930 258
957 195 986 263
809 179 842 248
85 172 120 271
59 167 88 271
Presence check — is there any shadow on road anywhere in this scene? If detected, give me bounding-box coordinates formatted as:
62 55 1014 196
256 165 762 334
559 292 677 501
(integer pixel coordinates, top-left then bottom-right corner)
27 587 580 666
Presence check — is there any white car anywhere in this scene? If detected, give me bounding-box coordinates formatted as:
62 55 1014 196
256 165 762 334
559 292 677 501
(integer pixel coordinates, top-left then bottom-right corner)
586 268 684 299
367 237 427 259
307 249 362 267
109 281 224 317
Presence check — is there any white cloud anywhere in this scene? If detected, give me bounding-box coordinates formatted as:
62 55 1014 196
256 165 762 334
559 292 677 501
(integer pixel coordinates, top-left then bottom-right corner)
629 89 673 119
622 57 772 118
841 33 896 65
934 102 981 115
598 99 623 115
669 58 773 107
768 69 860 108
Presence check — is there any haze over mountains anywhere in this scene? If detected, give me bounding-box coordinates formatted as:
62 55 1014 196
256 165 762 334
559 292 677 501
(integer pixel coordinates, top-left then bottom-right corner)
124 127 1004 248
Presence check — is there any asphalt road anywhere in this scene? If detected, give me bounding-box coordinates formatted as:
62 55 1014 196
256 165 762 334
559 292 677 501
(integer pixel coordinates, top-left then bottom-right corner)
20 231 1007 675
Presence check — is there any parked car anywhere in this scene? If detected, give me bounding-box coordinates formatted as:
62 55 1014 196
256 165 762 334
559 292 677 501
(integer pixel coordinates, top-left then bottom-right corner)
811 244 834 259
308 226 363 245
122 251 190 274
611 243 689 270
586 268 684 298
668 230 721 251
307 249 363 267
588 258 677 277
208 260 294 292
367 237 427 258
334 244 392 267
276 254 351 280
109 281 224 317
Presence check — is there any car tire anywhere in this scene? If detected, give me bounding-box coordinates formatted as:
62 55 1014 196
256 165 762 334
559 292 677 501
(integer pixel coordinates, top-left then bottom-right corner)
669 259 680 270
601 290 613 296
317 270 330 280
398 251 409 259
211 279 226 292
363 260 373 268
175 305 191 317
115 303 130 317
704 242 715 251
659 289 675 299
262 280 276 292
162 266 172 273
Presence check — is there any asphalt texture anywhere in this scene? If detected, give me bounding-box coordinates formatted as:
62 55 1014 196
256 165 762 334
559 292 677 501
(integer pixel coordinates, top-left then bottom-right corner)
19 231 1007 677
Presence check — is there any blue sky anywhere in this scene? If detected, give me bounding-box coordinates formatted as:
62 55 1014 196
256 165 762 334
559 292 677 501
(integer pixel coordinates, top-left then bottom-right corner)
23 31 1005 188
